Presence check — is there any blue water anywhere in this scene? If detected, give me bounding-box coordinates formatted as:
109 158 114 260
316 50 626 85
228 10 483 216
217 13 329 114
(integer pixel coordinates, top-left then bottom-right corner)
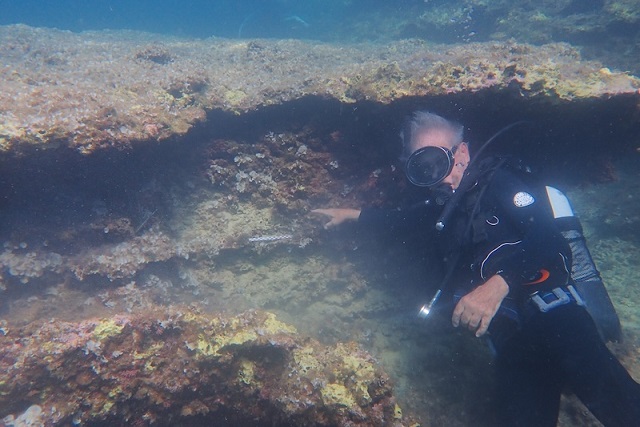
2 0 638 74
0 0 363 39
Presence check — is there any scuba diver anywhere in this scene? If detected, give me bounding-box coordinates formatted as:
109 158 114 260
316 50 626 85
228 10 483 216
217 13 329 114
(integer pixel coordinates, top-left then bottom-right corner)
312 111 640 426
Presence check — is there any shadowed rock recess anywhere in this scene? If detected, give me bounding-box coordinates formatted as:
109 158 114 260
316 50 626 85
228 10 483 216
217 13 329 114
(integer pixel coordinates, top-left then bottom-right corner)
0 24 639 426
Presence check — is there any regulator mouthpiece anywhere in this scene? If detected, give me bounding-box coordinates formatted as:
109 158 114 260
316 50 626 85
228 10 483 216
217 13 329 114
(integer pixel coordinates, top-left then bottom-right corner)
418 289 442 319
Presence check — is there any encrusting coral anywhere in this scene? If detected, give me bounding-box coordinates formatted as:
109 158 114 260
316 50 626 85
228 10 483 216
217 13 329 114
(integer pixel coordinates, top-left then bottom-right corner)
0 308 412 426
0 25 638 155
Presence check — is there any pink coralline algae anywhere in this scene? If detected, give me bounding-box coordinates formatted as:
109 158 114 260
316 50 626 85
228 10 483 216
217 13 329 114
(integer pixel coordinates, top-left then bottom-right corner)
0 25 638 155
0 309 414 426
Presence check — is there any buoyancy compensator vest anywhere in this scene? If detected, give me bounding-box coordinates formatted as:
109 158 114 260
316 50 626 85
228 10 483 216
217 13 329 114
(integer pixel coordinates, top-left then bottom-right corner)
545 186 622 342
417 121 622 342
420 159 623 343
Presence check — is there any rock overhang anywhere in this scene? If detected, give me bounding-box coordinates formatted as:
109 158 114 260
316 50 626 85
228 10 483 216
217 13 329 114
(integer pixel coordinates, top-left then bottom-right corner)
1 24 638 156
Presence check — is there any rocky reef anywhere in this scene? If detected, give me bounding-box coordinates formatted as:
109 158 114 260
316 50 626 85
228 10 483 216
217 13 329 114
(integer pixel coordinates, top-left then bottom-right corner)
0 23 639 426
0 25 638 155
333 0 640 76
0 309 411 426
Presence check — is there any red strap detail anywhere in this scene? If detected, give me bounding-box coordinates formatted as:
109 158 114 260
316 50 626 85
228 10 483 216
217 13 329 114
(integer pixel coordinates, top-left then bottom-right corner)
524 269 551 285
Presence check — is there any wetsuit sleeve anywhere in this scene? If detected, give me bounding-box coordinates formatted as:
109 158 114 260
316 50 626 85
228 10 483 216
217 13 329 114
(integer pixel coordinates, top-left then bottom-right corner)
357 205 439 241
480 169 570 289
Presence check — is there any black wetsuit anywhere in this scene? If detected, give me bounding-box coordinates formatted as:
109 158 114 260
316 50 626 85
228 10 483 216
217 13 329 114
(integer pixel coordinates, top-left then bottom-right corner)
358 161 640 426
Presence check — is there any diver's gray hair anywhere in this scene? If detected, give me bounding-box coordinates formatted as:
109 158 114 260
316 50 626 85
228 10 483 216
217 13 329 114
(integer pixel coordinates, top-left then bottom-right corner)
399 111 464 163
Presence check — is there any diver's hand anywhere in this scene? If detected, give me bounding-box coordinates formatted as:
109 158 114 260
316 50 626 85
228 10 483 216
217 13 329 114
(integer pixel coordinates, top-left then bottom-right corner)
452 275 509 337
311 208 361 229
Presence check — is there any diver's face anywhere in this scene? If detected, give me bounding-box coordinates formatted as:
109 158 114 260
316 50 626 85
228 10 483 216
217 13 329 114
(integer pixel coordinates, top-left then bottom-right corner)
412 129 470 190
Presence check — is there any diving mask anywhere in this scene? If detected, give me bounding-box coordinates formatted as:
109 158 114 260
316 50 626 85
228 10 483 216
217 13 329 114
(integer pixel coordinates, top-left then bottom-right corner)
405 146 456 187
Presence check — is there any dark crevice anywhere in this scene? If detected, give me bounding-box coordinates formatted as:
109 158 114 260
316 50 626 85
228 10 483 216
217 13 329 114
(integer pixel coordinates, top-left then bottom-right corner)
0 93 637 244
